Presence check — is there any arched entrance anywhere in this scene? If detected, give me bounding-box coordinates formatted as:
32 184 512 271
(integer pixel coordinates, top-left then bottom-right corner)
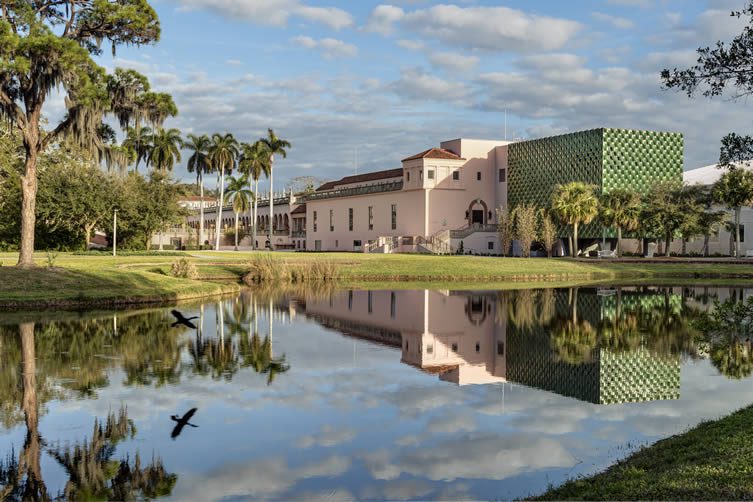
466 199 489 226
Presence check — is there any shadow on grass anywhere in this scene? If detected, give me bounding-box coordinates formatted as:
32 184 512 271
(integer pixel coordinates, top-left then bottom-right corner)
0 266 238 310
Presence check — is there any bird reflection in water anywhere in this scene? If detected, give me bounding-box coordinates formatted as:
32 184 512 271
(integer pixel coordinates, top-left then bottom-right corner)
171 310 198 330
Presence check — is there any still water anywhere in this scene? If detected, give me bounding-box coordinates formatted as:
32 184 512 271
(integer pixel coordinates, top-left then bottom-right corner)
0 285 752 500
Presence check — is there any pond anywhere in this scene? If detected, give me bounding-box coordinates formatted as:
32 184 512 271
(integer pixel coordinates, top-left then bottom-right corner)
0 285 752 500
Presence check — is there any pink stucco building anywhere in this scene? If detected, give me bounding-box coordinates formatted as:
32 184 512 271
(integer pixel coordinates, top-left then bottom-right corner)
303 138 512 254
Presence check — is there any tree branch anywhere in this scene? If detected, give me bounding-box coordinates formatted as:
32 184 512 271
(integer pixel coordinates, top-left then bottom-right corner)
0 88 27 128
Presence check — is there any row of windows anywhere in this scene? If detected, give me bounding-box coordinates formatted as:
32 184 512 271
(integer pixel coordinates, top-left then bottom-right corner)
405 168 506 183
403 340 505 356
312 205 397 232
348 290 397 318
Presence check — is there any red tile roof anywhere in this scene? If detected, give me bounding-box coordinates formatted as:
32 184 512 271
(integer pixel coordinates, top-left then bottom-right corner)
315 168 404 191
291 205 307 215
401 147 463 162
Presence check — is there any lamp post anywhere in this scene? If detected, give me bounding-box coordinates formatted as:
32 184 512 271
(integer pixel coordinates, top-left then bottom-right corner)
112 209 118 258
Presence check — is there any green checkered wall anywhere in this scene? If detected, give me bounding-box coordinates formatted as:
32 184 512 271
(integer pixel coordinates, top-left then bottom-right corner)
508 128 684 238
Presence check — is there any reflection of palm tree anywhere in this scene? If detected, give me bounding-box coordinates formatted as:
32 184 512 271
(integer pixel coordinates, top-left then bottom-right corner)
711 339 753 379
238 299 290 385
48 407 176 500
549 289 599 364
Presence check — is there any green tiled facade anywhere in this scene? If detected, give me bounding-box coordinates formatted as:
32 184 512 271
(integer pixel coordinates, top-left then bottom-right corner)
508 128 684 238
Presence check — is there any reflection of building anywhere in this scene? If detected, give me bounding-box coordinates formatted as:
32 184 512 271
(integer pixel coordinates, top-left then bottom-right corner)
296 288 682 404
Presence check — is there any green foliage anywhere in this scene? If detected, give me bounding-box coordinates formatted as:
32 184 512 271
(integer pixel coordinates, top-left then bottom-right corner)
148 127 182 173
512 204 538 258
641 181 702 255
169 257 199 280
552 182 598 256
599 188 640 256
495 206 513 257
538 210 557 257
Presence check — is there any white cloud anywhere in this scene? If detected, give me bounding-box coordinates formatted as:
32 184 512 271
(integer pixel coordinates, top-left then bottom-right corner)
367 4 581 52
428 51 480 72
364 5 405 35
396 39 425 51
173 0 353 30
391 67 469 101
607 0 652 7
225 59 243 66
592 12 634 29
292 36 358 59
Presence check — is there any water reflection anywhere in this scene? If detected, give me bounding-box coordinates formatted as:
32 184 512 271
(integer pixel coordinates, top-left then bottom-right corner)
0 285 751 500
296 287 714 404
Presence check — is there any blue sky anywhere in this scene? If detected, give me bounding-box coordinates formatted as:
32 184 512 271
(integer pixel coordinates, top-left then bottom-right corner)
93 0 753 189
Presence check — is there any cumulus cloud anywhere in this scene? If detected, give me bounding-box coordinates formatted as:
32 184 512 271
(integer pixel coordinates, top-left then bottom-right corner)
391 67 469 101
292 36 358 59
173 0 353 30
592 12 634 29
428 51 480 72
367 4 581 52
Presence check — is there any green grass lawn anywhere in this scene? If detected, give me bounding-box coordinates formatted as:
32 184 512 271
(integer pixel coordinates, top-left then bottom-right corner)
2 250 753 308
533 405 753 500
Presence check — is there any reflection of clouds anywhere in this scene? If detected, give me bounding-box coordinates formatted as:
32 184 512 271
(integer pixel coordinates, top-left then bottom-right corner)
172 455 351 501
361 434 574 484
358 479 434 500
426 409 476 434
297 425 356 449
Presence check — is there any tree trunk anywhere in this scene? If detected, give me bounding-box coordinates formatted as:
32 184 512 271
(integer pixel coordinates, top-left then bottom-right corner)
159 231 164 251
735 207 742 259
234 211 239 251
20 322 49 500
18 147 39 268
572 223 579 257
253 178 259 250
616 226 622 257
681 238 687 256
665 232 671 257
199 176 205 249
269 158 274 250
84 223 95 251
703 233 710 257
215 168 225 251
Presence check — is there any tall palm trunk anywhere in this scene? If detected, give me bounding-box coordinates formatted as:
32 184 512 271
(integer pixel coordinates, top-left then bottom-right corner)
269 157 274 250
199 175 205 248
735 207 742 259
252 178 259 250
234 211 240 251
572 222 579 257
215 167 226 251
616 226 622 257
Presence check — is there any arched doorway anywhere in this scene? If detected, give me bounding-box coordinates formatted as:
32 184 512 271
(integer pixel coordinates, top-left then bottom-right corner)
466 199 489 226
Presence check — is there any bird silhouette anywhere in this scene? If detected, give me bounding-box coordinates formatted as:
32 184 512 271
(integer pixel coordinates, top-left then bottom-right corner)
171 408 199 439
171 310 199 329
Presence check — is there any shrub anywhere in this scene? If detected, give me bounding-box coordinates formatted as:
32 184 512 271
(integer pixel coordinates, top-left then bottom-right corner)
170 258 199 280
242 254 338 285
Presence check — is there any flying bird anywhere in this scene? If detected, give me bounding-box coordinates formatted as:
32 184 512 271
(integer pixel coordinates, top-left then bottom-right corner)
171 408 199 439
171 310 199 329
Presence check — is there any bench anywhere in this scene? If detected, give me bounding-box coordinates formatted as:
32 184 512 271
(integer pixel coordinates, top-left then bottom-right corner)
597 249 617 258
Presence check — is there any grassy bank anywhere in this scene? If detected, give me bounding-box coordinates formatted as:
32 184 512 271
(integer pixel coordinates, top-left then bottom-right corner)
2 251 753 308
533 405 753 500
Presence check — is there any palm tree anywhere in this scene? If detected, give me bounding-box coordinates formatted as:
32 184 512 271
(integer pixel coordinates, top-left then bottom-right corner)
551 182 599 257
208 133 239 251
599 188 641 257
122 126 153 172
225 175 254 251
238 141 271 250
185 134 212 248
260 129 292 250
712 168 753 258
148 128 182 173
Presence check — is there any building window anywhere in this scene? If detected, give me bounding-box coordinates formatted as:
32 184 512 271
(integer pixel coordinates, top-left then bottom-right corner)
452 171 459 180
498 168 506 182
391 204 397 230
354 240 362 248
315 240 322 251
451 343 458 353
427 169 435 180
329 210 334 231
740 225 746 243
488 241 494 250
348 290 353 310
368 291 373 314
407 171 410 182
390 292 396 318
475 342 480 353
349 208 353 231
419 170 423 181
426 344 433 354
335 239 338 248
368 206 374 230
476 171 481 181
497 342 504 356
313 211 317 232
